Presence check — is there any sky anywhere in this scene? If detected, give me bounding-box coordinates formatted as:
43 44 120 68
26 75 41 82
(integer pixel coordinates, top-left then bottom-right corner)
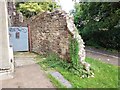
58 0 75 13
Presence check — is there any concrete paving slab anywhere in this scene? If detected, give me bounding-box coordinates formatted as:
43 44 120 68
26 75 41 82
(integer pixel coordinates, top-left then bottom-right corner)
50 71 72 88
0 52 54 88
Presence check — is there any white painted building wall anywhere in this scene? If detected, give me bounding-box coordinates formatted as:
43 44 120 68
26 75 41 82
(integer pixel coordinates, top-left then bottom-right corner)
0 0 10 69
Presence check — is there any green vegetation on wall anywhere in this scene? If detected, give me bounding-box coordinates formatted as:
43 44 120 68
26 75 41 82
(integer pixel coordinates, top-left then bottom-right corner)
37 37 93 78
69 38 79 67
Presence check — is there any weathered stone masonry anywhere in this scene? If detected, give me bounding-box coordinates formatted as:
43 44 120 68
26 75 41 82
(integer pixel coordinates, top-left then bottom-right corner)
28 10 71 60
12 9 91 72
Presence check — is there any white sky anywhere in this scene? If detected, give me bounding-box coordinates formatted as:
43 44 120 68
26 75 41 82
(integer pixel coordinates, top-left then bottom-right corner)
59 0 75 13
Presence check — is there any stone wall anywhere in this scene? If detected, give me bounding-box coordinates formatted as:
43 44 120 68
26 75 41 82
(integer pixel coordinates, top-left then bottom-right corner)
7 1 16 27
11 9 90 72
7 1 25 27
28 10 72 60
27 10 90 71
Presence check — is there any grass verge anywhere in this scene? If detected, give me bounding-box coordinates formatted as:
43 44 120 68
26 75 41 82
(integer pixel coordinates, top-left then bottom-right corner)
36 54 118 88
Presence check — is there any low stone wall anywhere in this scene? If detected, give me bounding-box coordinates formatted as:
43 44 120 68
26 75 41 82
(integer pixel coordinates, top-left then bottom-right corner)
28 10 72 60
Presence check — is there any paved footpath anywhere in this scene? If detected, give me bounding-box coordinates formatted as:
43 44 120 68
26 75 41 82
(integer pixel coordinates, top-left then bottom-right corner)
1 52 54 88
85 46 119 66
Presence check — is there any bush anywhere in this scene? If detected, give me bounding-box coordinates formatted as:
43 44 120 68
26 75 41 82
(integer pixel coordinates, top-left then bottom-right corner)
73 2 120 51
81 28 120 50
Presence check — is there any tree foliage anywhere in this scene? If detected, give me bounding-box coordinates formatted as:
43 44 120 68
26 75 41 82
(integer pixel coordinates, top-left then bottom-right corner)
73 2 120 50
16 0 60 18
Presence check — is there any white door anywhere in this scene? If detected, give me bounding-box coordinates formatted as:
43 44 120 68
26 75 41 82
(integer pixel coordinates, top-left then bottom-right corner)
9 27 29 51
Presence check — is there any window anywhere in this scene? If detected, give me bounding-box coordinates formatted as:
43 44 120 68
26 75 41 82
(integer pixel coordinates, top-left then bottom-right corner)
16 32 20 39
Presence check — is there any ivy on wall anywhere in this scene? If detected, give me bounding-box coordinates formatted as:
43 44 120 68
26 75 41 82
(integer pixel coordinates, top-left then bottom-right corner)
69 37 79 67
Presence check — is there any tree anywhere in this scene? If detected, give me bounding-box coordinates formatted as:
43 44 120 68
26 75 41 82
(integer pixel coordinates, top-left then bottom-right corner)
16 0 60 18
73 2 120 50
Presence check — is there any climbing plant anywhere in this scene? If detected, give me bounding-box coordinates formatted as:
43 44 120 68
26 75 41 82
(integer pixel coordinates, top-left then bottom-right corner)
69 38 79 67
